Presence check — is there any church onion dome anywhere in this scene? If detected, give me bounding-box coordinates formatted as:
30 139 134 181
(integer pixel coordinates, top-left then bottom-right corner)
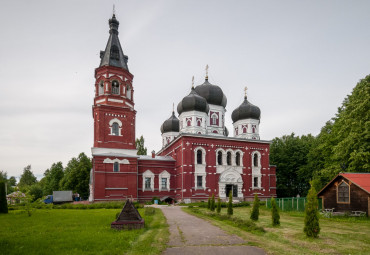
194 78 227 107
160 111 180 134
177 88 210 115
231 96 261 123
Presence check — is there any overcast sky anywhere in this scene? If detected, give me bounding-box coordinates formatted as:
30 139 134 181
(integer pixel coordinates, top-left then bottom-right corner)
0 0 369 179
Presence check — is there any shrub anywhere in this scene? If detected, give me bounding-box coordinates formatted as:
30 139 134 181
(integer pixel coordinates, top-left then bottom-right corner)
207 197 211 210
271 197 280 226
216 197 221 214
250 194 259 221
0 182 8 214
304 184 320 238
227 192 233 216
210 194 215 212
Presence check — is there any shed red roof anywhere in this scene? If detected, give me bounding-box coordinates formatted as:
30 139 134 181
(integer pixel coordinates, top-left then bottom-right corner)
340 173 370 194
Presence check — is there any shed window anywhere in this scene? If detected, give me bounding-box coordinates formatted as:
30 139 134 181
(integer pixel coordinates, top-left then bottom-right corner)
338 182 349 203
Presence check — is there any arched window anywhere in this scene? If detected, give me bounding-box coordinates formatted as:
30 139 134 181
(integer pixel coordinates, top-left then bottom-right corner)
113 162 119 172
227 152 232 165
211 113 218 125
197 150 202 164
212 130 218 134
99 81 104 95
196 117 202 127
126 85 132 100
186 117 192 127
236 152 241 166
338 181 350 203
235 127 238 136
112 80 119 95
242 125 247 133
112 122 119 136
253 153 258 167
252 125 256 133
217 151 223 165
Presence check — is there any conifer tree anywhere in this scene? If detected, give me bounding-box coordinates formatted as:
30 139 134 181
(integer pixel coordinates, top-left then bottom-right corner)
207 197 211 210
0 182 8 214
250 193 260 221
227 192 233 216
210 194 215 211
216 197 221 214
271 197 280 226
304 184 320 238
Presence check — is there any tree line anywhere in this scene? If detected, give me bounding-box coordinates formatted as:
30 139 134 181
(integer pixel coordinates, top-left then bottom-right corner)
0 136 148 202
270 75 369 197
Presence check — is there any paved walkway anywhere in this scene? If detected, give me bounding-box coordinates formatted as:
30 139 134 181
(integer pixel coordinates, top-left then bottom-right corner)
158 206 265 255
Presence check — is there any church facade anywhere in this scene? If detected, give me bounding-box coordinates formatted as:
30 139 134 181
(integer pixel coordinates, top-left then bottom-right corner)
89 15 276 202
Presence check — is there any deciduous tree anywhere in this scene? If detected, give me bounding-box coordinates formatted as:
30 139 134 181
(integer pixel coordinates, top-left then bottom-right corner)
135 135 148 155
18 165 37 188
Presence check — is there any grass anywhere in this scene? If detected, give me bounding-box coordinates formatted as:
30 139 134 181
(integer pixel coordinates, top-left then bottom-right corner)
0 208 169 255
184 206 370 255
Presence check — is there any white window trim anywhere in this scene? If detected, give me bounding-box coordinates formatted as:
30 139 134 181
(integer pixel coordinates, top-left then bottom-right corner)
235 149 244 167
143 170 155 192
159 170 170 191
226 149 235 166
98 81 104 95
211 112 219 126
109 118 123 136
215 148 226 166
194 146 206 165
195 173 206 190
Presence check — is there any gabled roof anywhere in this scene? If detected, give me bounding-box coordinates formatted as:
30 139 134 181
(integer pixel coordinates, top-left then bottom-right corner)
318 173 370 196
340 173 370 194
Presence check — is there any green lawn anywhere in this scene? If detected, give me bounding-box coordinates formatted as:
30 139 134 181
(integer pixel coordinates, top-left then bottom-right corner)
185 206 370 255
0 208 169 255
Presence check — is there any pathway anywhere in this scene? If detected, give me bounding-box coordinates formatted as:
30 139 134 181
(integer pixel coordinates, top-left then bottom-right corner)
158 206 265 255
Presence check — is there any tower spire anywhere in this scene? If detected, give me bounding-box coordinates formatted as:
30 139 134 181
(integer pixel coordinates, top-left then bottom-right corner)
99 13 129 70
205 65 209 80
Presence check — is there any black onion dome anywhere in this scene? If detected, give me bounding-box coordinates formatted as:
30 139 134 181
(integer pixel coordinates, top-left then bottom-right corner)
194 79 227 107
231 96 261 123
177 88 210 115
160 111 180 134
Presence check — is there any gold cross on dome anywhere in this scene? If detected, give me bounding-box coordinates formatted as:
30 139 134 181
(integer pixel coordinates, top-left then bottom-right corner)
205 65 209 79
244 86 248 97
192 76 194 88
113 4 115 15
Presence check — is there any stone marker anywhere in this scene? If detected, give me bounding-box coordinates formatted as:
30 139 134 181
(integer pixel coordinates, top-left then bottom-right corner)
111 199 145 230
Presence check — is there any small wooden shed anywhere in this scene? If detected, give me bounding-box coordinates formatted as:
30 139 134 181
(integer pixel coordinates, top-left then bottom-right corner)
317 173 370 216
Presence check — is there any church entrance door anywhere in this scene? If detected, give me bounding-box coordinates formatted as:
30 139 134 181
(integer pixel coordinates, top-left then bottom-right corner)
225 184 237 197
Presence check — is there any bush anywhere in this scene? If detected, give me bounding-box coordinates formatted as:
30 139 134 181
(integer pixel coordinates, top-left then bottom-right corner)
304 184 320 238
210 194 215 212
216 197 221 214
227 192 233 216
271 197 280 226
0 182 8 214
250 194 259 221
207 197 211 210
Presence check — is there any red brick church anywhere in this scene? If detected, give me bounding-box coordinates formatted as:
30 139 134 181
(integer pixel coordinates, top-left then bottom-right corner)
89 14 276 202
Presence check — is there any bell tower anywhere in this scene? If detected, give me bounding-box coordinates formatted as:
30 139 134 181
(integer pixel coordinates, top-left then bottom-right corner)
92 14 136 151
90 14 138 202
